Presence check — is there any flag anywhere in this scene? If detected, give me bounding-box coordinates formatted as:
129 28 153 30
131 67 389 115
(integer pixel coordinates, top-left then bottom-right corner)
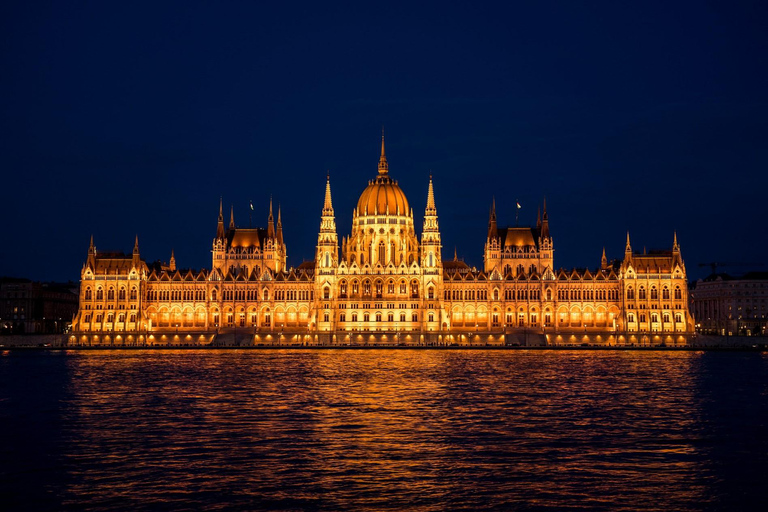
516 201 521 210
249 200 254 211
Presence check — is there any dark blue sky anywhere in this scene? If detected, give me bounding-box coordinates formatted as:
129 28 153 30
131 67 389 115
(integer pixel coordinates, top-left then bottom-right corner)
1 1 766 282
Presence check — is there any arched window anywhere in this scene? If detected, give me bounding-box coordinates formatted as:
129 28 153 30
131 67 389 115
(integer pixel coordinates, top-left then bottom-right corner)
339 313 346 322
428 312 434 322
428 287 434 299
212 289 218 301
675 313 682 323
651 287 658 300
674 287 682 300
387 312 394 322
375 312 382 322
130 287 137 300
85 288 92 300
263 289 269 300
400 312 406 322
363 312 370 322
399 281 407 294
339 281 347 297
378 242 386 264
546 289 552 301
412 312 418 322
323 287 330 299
387 281 394 294
410 281 419 298
351 312 358 322
107 288 115 300
428 252 434 267
493 289 499 301
638 287 646 300
363 280 371 296
662 287 669 300
118 288 126 300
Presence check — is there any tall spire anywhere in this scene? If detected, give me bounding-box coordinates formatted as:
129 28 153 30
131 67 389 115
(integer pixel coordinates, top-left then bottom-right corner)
537 206 542 228
133 235 139 255
488 197 497 239
673 231 679 251
169 249 176 272
229 204 235 229
426 174 436 213
378 129 388 175
276 205 283 245
216 197 225 239
540 197 550 239
267 196 275 238
601 247 608 269
89 234 95 254
323 172 334 215
625 231 632 259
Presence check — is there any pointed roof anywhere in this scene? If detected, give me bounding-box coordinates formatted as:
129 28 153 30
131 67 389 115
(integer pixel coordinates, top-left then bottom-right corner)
133 235 139 254
323 173 334 214
229 204 235 229
378 129 388 175
425 175 436 213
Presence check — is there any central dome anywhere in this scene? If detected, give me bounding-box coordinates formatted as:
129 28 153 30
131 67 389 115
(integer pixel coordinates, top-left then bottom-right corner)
355 135 410 216
356 175 410 216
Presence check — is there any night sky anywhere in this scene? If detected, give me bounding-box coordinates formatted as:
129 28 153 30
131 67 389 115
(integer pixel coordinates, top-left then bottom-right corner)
1 1 766 283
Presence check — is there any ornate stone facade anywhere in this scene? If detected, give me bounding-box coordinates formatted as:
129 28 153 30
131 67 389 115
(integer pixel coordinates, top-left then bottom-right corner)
71 136 695 346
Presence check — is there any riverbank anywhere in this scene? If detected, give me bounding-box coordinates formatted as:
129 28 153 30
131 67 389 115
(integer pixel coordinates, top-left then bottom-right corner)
1 334 766 351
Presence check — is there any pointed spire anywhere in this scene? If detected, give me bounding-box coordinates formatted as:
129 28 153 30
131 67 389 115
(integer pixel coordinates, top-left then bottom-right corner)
454 246 458 261
323 172 334 214
601 247 608 269
542 196 548 220
378 129 389 175
488 197 498 239
133 235 139 255
537 206 542 228
276 205 283 245
229 204 235 229
169 249 176 272
426 175 436 212
625 231 633 259
673 231 679 251
268 196 275 238
216 197 225 239
89 234 95 253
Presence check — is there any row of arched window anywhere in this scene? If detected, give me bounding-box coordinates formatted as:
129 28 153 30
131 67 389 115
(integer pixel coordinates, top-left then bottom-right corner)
626 286 682 300
84 286 137 301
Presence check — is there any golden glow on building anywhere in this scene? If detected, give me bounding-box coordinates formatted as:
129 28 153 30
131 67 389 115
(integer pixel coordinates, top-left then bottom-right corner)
71 136 694 346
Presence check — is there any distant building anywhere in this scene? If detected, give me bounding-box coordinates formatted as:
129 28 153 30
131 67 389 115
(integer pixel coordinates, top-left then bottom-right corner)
0 277 79 334
70 135 695 346
691 272 768 336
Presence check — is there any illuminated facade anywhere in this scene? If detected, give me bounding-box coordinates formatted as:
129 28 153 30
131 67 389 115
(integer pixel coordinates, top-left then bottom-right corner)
71 137 695 346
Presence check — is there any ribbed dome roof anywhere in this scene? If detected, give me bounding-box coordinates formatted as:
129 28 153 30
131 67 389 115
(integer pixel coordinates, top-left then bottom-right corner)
355 134 410 216
356 176 409 216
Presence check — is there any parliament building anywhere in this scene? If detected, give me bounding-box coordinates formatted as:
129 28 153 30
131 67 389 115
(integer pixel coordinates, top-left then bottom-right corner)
70 137 695 346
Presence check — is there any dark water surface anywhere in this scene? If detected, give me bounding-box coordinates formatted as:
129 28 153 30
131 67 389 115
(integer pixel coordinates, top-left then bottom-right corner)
1 350 767 511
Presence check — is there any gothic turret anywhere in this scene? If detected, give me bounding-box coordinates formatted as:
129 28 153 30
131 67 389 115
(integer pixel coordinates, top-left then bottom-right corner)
216 197 225 240
316 174 338 271
421 175 442 270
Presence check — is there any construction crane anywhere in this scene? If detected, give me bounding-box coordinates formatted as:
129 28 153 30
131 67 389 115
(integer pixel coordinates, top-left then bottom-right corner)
698 262 765 275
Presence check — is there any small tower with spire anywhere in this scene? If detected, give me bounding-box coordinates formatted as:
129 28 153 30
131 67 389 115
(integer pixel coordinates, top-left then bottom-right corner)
267 197 275 239
601 247 608 270
625 231 633 261
132 235 141 267
316 173 339 271
169 250 176 272
216 196 225 240
421 175 442 270
484 198 501 272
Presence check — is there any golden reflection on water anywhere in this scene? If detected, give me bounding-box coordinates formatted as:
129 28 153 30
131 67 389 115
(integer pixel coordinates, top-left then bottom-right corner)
55 350 716 510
